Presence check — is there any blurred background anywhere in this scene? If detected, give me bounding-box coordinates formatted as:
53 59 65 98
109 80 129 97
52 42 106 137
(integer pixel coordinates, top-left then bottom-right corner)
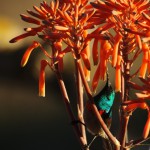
0 0 149 150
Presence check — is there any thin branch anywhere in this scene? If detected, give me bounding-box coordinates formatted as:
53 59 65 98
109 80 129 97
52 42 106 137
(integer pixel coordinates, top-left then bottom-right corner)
119 53 130 150
75 61 88 146
119 116 130 150
55 67 88 150
126 136 150 149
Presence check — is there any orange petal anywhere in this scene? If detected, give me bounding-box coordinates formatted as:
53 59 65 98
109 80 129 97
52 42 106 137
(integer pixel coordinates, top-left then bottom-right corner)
9 31 37 43
33 6 46 16
81 42 91 71
81 52 91 70
92 39 99 65
148 51 150 74
135 35 142 50
142 12 150 23
83 66 90 81
124 102 148 112
143 112 150 139
75 5 78 26
76 0 81 6
92 63 101 92
63 12 73 23
138 1 149 12
54 25 69 31
39 60 48 97
21 41 39 67
20 14 41 25
81 42 91 81
27 10 45 20
99 59 107 80
40 2 54 15
115 55 122 92
142 43 149 52
136 93 150 99
139 51 148 78
54 0 59 14
112 33 122 67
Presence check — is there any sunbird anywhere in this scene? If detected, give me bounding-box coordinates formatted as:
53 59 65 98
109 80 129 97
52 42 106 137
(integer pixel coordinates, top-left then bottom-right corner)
84 74 115 147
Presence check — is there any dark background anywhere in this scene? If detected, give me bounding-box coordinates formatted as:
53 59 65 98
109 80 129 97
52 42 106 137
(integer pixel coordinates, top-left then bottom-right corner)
0 1 150 150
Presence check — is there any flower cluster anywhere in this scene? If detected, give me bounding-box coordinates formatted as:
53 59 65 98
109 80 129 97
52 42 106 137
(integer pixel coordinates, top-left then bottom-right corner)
10 0 112 96
90 0 150 92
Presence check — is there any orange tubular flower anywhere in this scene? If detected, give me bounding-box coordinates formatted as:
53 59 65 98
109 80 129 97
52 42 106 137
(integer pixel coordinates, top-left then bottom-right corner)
112 33 122 67
123 102 148 112
99 40 112 80
115 55 122 92
81 41 91 81
10 0 99 97
92 40 112 91
92 39 99 66
139 43 149 78
143 112 150 139
39 60 48 97
148 51 150 75
21 41 39 67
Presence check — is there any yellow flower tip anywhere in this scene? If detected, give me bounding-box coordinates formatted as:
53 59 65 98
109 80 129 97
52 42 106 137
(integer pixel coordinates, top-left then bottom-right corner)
115 89 121 93
39 88 45 97
139 75 145 79
85 71 90 82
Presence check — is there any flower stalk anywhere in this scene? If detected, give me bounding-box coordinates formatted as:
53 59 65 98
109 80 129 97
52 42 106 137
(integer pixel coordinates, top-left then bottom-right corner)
55 65 88 149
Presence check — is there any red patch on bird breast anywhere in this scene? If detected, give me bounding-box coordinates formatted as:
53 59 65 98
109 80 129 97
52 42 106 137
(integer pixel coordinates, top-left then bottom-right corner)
98 110 105 115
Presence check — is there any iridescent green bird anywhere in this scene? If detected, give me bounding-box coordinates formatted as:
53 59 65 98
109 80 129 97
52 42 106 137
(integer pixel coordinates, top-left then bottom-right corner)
84 74 115 139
